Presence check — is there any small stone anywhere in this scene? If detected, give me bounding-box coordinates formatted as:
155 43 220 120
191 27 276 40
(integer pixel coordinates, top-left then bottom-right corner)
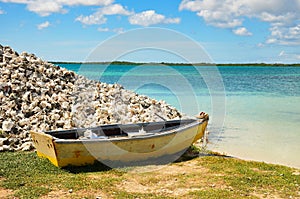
68 189 73 193
2 145 10 151
61 101 69 109
2 121 14 131
21 142 33 151
18 118 30 127
18 132 29 139
292 171 300 176
8 137 19 146
23 137 32 142
0 138 9 146
40 101 51 109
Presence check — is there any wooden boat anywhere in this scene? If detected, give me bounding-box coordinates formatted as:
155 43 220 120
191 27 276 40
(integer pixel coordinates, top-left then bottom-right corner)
30 114 209 167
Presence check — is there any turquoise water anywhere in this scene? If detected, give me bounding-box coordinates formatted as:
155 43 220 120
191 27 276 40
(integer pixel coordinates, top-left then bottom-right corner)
59 63 300 168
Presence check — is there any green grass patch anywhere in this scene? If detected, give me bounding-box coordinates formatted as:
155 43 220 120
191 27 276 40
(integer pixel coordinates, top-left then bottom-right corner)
198 156 300 198
0 151 299 198
188 188 246 199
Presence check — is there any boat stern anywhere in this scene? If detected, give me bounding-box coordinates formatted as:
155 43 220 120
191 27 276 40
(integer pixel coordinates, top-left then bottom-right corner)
30 131 60 167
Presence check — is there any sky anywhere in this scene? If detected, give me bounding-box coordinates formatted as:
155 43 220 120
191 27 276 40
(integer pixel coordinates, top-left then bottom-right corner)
0 0 300 63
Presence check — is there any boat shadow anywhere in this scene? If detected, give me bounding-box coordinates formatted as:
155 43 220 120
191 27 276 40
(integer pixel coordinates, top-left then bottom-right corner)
175 147 232 162
63 161 112 173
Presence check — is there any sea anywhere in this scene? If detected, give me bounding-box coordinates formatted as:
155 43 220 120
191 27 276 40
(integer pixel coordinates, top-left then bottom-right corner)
58 63 300 169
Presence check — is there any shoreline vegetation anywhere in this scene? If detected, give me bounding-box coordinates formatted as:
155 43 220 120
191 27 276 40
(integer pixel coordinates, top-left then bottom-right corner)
51 61 300 67
0 148 299 198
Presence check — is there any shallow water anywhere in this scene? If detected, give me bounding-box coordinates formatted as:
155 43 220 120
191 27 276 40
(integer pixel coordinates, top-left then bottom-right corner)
59 63 300 168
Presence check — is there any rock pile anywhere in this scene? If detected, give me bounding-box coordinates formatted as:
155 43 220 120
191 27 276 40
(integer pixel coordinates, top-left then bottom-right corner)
0 45 183 151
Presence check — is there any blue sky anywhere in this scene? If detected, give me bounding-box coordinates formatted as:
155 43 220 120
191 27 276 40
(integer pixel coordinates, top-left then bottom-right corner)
0 0 299 63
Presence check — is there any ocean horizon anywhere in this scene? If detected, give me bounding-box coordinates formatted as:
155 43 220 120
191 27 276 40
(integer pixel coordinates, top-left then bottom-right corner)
58 63 300 169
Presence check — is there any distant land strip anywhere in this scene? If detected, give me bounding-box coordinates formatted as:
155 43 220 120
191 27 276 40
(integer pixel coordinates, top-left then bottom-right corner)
50 61 300 67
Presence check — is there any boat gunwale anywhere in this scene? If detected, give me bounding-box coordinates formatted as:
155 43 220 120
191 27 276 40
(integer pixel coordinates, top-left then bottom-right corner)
50 119 205 143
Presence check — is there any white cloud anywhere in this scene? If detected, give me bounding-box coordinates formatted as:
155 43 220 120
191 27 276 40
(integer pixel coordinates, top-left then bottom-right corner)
76 14 107 25
179 0 300 45
266 38 277 44
112 27 124 34
259 12 295 25
37 21 50 30
27 0 66 16
97 27 109 32
278 50 300 61
75 4 131 25
100 4 131 15
0 0 30 3
129 10 180 26
0 9 4 14
0 0 114 16
164 17 181 24
267 25 300 45
257 43 265 48
179 0 243 28
57 0 113 6
279 50 285 57
97 27 124 33
233 27 252 36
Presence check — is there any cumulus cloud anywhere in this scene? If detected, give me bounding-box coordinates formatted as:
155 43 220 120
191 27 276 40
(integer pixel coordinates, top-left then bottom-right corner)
233 27 252 36
76 14 107 25
179 0 300 45
57 0 113 6
99 3 131 15
129 10 180 26
0 0 114 16
0 0 30 3
179 0 243 28
37 21 50 30
27 1 66 16
1 0 181 28
75 4 131 25
266 25 300 45
77 8 180 27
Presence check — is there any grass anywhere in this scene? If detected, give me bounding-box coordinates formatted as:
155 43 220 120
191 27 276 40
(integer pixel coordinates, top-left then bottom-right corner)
0 149 299 199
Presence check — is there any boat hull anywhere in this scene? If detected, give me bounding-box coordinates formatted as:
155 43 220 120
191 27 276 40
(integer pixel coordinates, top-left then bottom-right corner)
31 117 208 167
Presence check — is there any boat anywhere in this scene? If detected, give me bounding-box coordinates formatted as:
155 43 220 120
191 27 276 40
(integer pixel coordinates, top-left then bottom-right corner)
30 113 209 167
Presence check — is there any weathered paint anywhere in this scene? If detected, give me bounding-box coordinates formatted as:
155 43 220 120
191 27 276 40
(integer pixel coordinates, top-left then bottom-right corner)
30 117 208 167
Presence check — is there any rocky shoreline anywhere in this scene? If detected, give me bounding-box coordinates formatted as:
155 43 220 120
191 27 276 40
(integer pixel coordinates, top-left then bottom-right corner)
0 45 184 152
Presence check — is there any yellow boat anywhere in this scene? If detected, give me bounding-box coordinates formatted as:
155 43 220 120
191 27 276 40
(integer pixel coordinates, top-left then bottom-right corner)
30 114 209 167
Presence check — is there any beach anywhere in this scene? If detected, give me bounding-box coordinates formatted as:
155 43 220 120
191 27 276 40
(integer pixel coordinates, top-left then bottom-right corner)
1 45 299 168
59 63 300 169
0 46 300 198
1 1 300 198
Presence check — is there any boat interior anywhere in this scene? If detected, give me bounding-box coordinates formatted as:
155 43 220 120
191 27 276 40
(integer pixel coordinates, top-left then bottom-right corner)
46 119 196 139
